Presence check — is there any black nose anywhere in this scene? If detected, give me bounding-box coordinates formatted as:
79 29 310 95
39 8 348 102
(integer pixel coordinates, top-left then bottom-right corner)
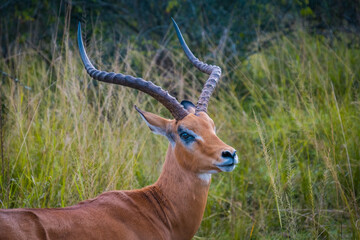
222 150 236 159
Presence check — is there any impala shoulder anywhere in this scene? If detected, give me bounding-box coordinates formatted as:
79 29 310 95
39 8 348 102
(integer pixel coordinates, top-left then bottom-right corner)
137 186 174 229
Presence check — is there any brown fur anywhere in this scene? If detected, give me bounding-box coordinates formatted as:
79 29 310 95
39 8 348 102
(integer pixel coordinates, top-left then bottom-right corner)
0 111 235 240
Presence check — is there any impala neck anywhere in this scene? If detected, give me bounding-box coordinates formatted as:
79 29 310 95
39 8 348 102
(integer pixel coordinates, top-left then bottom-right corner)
155 144 211 238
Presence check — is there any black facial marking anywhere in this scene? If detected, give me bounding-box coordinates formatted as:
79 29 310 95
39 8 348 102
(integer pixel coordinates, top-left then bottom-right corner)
177 126 195 144
166 132 176 143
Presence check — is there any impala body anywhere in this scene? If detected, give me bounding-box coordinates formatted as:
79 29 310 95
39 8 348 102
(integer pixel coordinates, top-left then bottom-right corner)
0 19 238 240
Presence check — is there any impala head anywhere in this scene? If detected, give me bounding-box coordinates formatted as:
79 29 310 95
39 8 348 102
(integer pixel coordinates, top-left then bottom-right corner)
77 18 238 175
135 103 238 174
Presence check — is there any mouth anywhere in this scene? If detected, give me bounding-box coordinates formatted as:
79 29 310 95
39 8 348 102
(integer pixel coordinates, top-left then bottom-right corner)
215 163 236 172
215 156 238 172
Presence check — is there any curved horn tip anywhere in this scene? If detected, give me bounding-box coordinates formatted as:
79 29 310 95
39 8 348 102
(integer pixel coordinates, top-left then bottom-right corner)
171 17 177 26
171 18 184 43
77 21 96 71
77 22 81 40
77 22 82 39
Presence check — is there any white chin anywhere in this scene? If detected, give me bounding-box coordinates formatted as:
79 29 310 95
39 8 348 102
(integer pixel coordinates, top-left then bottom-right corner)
217 164 236 172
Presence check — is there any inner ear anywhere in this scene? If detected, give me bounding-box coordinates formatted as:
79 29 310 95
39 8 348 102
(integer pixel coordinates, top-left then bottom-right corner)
134 105 173 139
181 100 195 114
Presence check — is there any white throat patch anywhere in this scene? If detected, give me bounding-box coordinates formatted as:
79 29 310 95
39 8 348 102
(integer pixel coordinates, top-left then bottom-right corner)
197 173 212 184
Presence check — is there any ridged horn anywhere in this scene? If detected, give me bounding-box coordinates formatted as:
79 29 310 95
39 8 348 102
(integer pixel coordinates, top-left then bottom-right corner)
77 22 189 120
171 18 221 114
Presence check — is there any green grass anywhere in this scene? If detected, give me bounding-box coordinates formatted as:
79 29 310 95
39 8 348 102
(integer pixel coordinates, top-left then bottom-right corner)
1 29 359 239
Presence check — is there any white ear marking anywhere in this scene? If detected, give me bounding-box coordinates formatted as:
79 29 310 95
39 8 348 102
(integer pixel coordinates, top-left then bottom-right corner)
138 112 166 136
136 109 175 146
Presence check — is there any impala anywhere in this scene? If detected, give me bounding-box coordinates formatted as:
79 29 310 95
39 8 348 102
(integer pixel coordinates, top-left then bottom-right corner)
0 19 238 240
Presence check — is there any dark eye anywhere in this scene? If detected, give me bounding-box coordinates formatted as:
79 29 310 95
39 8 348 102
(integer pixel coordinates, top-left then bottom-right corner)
180 132 195 141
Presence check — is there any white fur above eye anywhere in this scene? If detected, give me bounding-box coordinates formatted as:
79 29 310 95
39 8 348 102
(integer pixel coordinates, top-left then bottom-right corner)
180 126 204 142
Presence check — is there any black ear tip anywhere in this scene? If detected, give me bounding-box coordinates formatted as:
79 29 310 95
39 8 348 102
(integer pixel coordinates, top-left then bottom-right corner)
180 100 193 105
134 105 147 115
134 105 141 112
180 100 195 110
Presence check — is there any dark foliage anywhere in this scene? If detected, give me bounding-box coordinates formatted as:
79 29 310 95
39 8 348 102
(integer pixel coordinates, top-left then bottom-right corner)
1 0 359 60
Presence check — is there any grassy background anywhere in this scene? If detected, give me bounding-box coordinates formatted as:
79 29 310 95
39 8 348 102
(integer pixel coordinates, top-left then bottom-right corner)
1 4 360 240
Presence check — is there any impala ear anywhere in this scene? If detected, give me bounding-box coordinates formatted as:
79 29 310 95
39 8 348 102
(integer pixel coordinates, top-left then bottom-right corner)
181 100 195 114
135 106 172 138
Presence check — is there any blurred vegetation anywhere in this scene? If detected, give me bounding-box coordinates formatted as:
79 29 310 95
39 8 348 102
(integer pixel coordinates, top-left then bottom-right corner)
1 0 360 239
1 0 360 62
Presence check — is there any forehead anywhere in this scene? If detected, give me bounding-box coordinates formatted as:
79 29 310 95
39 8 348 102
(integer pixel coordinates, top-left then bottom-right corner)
177 112 215 131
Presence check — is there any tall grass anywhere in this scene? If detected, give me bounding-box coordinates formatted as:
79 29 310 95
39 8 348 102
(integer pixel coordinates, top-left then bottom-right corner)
0 22 359 239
